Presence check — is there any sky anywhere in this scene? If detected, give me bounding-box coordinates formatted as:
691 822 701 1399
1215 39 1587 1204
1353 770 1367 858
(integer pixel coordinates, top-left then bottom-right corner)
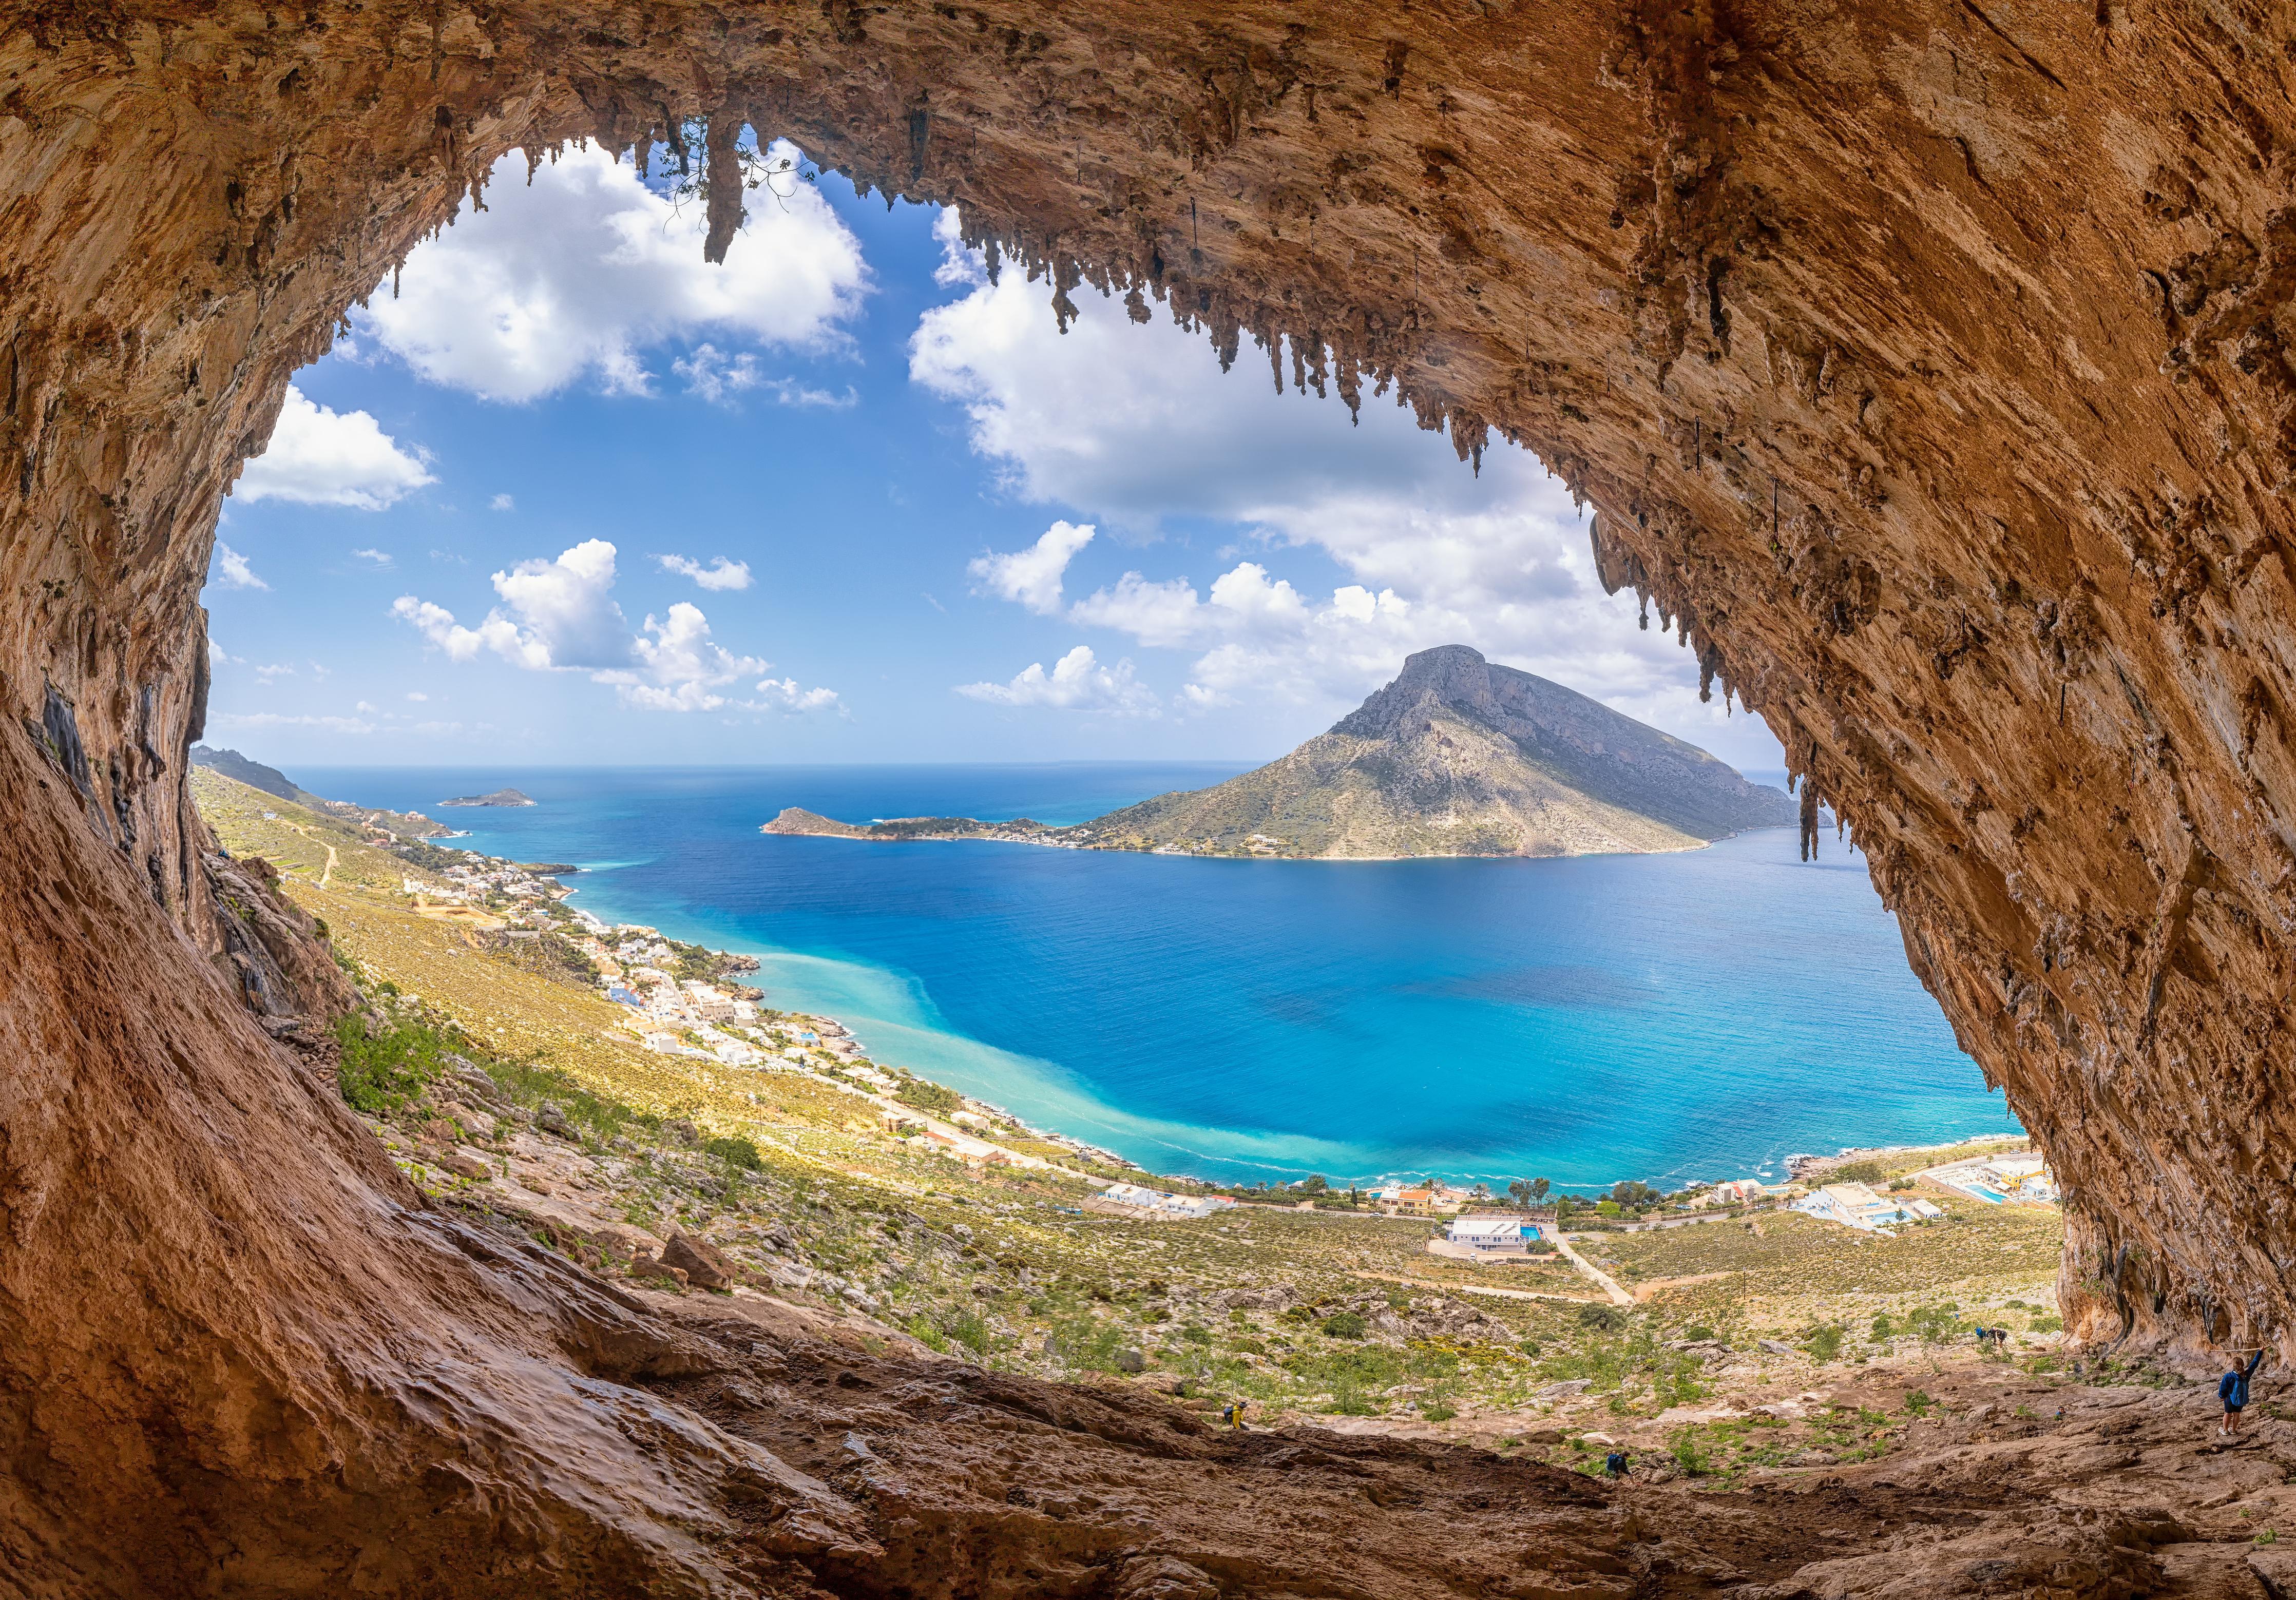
204 139 1786 775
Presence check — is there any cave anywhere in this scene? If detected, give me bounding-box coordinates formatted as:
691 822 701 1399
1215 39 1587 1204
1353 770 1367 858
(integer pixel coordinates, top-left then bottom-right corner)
6 0 2295 1591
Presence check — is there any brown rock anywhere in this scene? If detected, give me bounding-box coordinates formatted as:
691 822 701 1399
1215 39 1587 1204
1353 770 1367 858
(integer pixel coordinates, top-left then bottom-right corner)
435 1148 493 1183
660 1231 734 1291
628 1256 691 1291
16 0 2296 1592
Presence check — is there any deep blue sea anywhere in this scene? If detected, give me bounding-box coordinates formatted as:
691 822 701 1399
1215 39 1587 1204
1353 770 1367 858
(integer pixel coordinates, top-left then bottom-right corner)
296 763 2016 1193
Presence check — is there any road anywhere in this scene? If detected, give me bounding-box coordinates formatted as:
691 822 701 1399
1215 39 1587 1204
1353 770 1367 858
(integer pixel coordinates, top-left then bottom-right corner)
1548 1232 1636 1307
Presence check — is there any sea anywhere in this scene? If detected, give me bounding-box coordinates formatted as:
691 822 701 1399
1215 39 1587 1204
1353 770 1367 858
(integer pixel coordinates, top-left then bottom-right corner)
297 763 2017 1194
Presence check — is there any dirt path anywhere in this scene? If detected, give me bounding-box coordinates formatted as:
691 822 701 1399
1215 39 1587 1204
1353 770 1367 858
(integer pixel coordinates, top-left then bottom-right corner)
1631 1271 1737 1302
1551 1234 1636 1306
319 842 337 888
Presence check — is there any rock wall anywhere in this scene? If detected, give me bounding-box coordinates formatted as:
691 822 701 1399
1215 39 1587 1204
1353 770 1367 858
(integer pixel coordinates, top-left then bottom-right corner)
8 0 2296 1584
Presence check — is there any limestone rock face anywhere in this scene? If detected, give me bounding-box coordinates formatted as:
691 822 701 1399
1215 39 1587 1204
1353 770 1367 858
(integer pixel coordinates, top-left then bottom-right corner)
9 0 2296 1587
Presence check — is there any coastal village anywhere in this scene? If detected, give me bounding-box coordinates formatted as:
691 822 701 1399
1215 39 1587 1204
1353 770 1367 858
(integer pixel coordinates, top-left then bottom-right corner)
191 760 2104 1494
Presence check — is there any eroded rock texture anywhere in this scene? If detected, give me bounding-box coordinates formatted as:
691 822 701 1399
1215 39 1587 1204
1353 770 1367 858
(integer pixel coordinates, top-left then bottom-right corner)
7 0 2296 1587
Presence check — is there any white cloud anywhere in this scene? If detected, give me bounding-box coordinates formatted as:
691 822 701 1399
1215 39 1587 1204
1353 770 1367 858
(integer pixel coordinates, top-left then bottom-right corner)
406 691 429 702
911 234 1782 765
235 386 435 510
657 554 753 591
357 141 868 403
207 640 238 667
213 542 269 591
770 381 857 409
674 343 762 404
751 677 842 714
393 538 802 714
356 700 379 712
968 520 1094 616
956 645 1158 716
352 548 394 569
674 344 862 411
254 662 296 681
489 494 515 512
210 711 375 735
594 602 766 712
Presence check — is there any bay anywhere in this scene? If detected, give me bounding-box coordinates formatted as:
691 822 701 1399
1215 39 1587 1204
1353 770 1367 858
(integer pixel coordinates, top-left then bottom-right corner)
296 763 2017 1193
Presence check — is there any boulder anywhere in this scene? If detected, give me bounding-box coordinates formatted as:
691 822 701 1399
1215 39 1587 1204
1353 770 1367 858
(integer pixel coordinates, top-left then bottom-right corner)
534 1102 580 1142
589 1223 666 1261
661 1231 735 1291
435 1148 493 1182
629 1255 690 1290
1114 1347 1147 1374
1757 1339 1795 1355
663 1119 702 1148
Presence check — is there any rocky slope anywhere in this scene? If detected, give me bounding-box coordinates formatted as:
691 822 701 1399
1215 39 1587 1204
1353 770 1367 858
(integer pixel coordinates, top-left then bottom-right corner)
13 0 2296 1588
770 646 1789 858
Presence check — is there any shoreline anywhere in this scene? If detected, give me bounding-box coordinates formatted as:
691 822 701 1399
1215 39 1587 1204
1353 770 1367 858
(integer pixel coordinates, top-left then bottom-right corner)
389 793 1988 1202
568 894 2022 1201
759 817 1799 865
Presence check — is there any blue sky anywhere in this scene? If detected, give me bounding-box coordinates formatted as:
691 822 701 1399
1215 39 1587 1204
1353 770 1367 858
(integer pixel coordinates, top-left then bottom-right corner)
205 140 1785 774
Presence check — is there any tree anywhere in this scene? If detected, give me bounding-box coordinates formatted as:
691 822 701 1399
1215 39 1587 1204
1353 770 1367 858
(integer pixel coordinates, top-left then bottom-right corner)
1533 1177 1551 1202
1469 1182 1491 1202
1300 1173 1329 1193
1506 1179 1534 1208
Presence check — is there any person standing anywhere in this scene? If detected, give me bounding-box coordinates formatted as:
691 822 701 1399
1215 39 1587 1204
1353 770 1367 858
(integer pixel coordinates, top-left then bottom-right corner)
2221 1349 2265 1436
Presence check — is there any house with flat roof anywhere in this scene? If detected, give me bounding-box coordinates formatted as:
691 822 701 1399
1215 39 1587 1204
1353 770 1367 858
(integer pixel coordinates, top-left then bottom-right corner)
1097 1181 1237 1220
1445 1215 1538 1250
1794 1181 1918 1233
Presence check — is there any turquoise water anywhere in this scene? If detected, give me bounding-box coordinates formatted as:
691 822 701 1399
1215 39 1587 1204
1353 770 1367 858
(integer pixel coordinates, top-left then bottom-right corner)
297 763 2016 1192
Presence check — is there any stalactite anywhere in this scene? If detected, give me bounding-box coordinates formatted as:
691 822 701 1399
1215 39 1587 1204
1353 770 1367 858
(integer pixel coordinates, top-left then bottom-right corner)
701 115 745 265
1800 768 1821 861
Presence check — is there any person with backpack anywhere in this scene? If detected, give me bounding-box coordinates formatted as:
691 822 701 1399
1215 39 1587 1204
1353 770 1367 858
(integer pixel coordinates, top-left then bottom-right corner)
2221 1349 2265 1436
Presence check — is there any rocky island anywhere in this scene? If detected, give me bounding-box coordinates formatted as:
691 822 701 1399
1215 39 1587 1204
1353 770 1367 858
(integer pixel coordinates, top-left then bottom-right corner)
439 787 537 808
767 646 1792 859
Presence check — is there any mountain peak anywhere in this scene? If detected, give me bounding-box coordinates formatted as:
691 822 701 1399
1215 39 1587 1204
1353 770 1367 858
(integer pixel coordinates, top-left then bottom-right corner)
768 650 1791 860
1080 649 1792 857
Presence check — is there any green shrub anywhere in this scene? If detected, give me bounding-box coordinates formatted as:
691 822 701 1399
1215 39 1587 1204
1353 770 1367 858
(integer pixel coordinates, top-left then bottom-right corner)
333 1012 449 1113
941 1307 993 1354
703 1134 764 1171
1321 1310 1367 1339
2030 1314 2063 1333
1870 1313 1897 1339
1179 1322 1213 1345
1684 1324 1716 1342
1834 1160 1884 1185
1903 1390 1936 1417
1805 1324 1846 1361
894 1078 961 1115
1578 1304 1627 1332
1670 1431 1713 1476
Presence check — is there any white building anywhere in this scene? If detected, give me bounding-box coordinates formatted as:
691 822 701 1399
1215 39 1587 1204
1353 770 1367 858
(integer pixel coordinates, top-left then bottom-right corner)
1445 1215 1539 1250
1097 1181 1237 1220
1794 1181 1918 1232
